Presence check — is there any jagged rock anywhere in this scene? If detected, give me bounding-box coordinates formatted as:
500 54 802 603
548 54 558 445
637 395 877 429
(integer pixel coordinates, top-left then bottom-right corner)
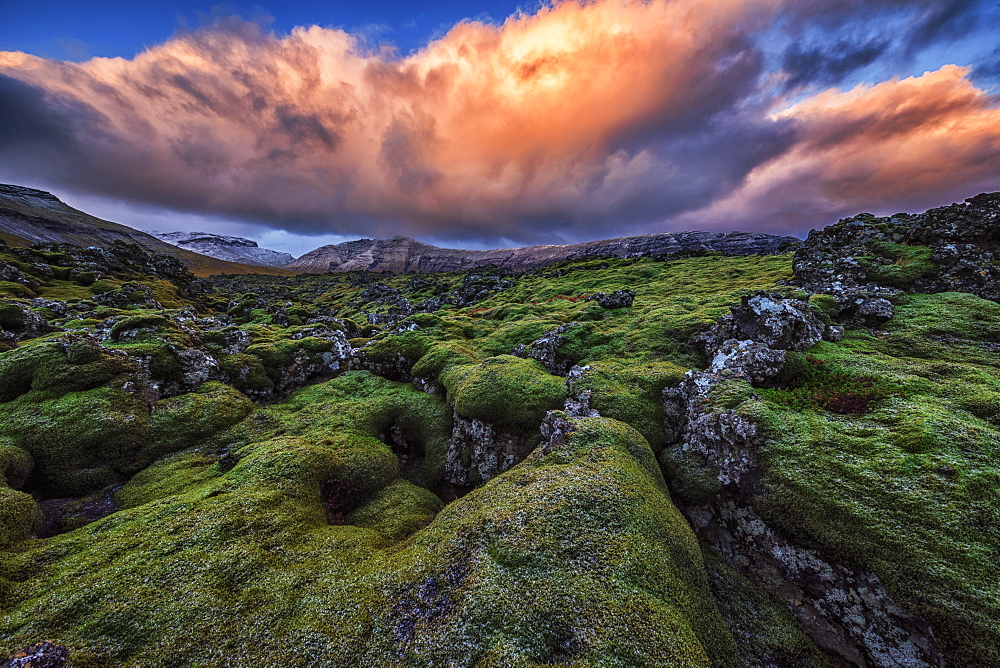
444 409 533 487
662 370 764 489
538 411 575 454
841 296 894 328
688 499 943 667
175 348 220 391
706 339 786 385
0 301 57 345
698 292 825 353
563 390 600 418
660 296 944 666
3 641 69 668
446 271 515 307
287 232 801 274
793 192 1000 301
0 261 38 289
586 289 635 309
350 349 415 382
511 322 577 375
93 282 163 309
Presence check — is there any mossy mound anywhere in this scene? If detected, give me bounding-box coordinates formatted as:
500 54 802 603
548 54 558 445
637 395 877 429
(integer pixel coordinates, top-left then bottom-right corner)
0 385 735 665
443 355 567 432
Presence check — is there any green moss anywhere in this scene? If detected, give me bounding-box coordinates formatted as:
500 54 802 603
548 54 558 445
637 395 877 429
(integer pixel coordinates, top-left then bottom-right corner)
0 385 151 496
0 336 136 402
115 449 222 509
149 382 253 456
220 352 273 394
0 439 32 489
0 486 41 548
443 355 566 432
862 242 937 288
571 359 687 451
108 313 174 342
411 340 479 378
0 302 26 329
740 293 1000 666
0 407 736 666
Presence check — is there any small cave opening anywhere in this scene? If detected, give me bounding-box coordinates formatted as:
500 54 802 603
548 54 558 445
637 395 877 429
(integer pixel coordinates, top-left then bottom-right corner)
321 474 362 525
28 482 123 538
378 420 426 485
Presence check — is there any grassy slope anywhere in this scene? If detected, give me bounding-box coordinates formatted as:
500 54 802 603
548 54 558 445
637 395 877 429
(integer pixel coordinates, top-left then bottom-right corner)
0 197 293 277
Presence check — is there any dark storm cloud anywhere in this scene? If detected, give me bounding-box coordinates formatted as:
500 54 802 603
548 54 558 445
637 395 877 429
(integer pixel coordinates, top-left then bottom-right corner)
781 39 889 90
905 0 980 51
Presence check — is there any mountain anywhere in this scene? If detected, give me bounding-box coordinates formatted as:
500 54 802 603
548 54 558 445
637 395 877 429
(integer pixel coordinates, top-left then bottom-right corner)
0 185 292 277
287 231 802 273
150 231 294 268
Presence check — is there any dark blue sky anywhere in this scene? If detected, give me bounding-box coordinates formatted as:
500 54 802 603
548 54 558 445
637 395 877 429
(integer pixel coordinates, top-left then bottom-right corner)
1 1 529 61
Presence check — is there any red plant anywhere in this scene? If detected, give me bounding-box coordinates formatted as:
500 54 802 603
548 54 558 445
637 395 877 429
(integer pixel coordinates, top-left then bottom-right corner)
767 354 889 415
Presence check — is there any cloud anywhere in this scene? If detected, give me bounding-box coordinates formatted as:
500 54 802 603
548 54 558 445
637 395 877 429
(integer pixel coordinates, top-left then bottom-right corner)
0 0 997 244
781 38 889 90
676 65 1000 233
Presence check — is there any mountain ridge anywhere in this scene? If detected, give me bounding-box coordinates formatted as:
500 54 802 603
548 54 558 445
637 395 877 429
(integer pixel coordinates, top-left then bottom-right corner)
150 230 294 268
287 231 802 274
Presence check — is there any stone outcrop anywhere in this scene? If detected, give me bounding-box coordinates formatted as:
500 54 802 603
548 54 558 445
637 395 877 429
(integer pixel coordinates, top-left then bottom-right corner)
793 192 1000 301
443 411 534 488
151 231 294 268
286 231 801 274
0 302 56 347
697 291 828 354
511 323 577 375
585 289 635 309
660 293 945 667
3 641 69 668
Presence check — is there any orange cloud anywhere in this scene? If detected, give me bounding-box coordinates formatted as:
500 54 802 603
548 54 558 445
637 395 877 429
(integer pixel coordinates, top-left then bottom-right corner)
681 65 1000 231
0 0 997 241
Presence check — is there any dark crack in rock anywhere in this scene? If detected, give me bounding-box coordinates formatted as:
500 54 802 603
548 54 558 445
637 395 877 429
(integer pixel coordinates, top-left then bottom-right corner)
660 293 944 667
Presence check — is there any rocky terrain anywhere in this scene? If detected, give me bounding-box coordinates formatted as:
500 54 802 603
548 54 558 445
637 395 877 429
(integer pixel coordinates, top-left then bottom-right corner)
151 231 294 268
0 185 291 277
0 193 997 667
286 231 802 274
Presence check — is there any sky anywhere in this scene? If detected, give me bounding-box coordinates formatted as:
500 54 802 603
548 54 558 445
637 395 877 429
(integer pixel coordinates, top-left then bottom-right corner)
1 0 998 256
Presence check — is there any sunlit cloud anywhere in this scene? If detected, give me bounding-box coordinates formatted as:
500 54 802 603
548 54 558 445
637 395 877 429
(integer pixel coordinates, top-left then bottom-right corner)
0 0 997 243
679 65 1000 231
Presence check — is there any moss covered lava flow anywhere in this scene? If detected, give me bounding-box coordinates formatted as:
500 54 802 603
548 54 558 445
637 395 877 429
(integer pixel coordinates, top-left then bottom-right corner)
1 192 999 667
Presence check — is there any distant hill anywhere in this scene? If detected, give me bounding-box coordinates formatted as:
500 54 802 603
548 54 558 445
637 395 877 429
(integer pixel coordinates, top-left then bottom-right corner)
286 232 802 274
150 231 294 268
0 185 293 277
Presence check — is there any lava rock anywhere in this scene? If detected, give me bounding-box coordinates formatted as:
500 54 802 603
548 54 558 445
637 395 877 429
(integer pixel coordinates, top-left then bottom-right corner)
698 291 825 353
3 641 70 668
586 289 635 309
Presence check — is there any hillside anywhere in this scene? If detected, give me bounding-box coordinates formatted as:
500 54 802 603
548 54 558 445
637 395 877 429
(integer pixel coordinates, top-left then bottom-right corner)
0 193 997 667
0 185 293 277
